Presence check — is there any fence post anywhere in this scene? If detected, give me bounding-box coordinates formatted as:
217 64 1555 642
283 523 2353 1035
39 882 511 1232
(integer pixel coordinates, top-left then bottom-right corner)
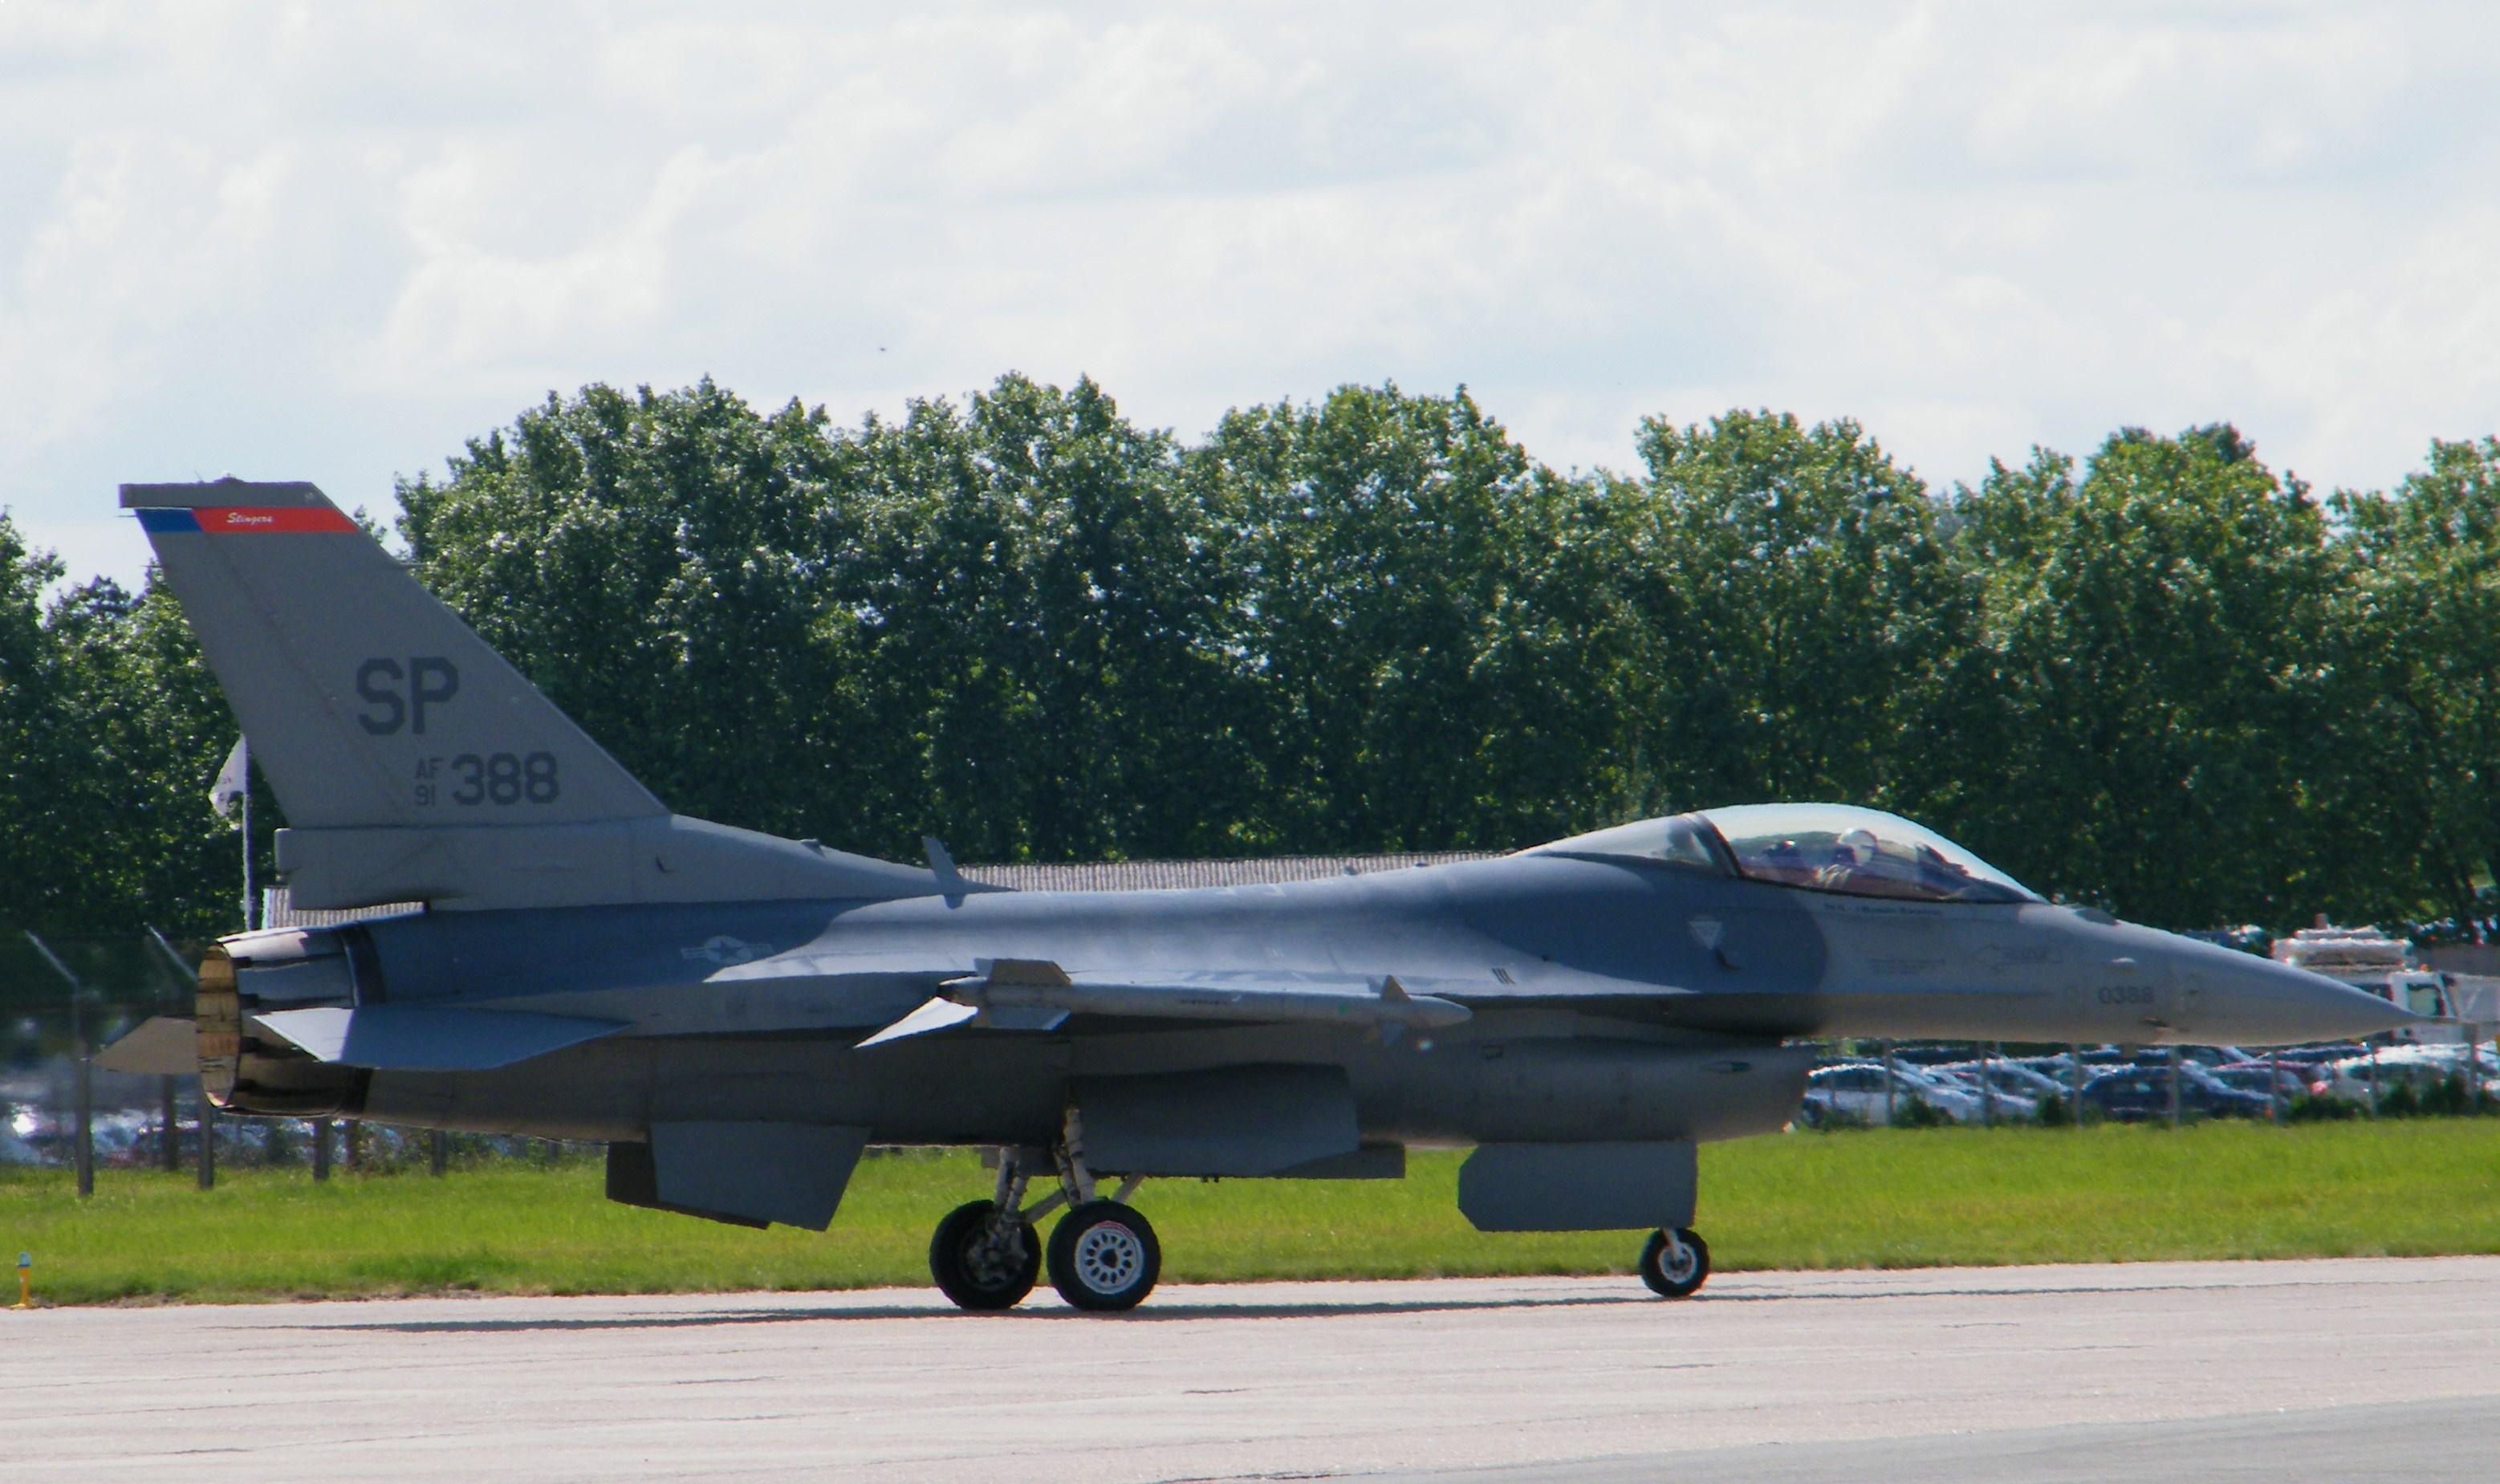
430 1129 449 1177
2166 1054 2182 1128
344 1120 363 1173
142 928 215 1191
1881 1041 1897 1126
159 1075 181 1169
72 1053 93 1197
311 1120 331 1181
2069 1043 2083 1125
2268 1048 2283 1124
24 933 93 1199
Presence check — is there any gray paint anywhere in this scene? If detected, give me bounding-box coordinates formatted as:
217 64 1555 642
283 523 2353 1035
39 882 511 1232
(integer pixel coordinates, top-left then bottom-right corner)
647 1120 868 1230
1075 1065 1360 1176
1458 1141 1697 1232
113 478 2428 1258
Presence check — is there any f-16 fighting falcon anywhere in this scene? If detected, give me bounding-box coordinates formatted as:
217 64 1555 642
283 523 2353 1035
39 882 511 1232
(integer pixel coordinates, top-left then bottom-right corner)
102 478 2415 1311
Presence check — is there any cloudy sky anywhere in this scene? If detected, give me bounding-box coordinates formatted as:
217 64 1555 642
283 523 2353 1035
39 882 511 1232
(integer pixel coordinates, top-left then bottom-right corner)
6 1 2498 588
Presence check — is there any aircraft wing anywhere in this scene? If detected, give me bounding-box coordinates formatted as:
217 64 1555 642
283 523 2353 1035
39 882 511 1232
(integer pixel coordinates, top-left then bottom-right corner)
857 958 1472 1048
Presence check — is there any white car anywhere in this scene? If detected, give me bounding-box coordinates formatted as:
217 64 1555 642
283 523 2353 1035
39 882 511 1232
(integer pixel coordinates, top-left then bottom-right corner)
2321 1044 2498 1101
1934 1059 2071 1105
1805 1062 2031 1125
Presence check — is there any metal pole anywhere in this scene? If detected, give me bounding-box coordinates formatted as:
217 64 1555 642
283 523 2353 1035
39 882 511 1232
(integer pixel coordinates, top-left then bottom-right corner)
1983 1041 1998 1127
72 1051 93 1198
240 778 254 933
344 1120 361 1173
430 1129 449 1177
2167 1053 2182 1128
2069 1043 2083 1125
161 1075 180 1169
142 926 209 1184
2268 1048 2283 1124
25 933 93 1199
1882 1041 1897 1126
311 1119 331 1181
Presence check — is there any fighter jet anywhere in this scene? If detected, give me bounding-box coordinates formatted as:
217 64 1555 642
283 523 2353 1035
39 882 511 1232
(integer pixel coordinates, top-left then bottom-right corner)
101 478 2415 1311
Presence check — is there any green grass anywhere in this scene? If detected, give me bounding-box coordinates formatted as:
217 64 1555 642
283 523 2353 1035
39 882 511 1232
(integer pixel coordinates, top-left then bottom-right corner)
5 1121 2497 1305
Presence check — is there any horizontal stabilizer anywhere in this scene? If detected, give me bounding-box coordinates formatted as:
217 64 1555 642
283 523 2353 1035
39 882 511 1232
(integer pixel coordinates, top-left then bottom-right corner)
97 1015 198 1075
251 1004 625 1071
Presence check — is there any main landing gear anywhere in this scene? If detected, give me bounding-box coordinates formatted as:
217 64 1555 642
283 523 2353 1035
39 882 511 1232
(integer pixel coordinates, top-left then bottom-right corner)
929 1110 1161 1314
1639 1226 1710 1299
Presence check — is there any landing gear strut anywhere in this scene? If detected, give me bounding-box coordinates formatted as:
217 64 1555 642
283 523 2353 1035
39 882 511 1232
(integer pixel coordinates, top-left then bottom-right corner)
1639 1226 1709 1299
929 1105 1160 1314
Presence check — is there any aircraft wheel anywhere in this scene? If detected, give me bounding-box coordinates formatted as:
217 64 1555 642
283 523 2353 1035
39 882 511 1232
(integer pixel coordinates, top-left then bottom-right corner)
1047 1199 1161 1312
1639 1226 1709 1299
929 1200 1040 1311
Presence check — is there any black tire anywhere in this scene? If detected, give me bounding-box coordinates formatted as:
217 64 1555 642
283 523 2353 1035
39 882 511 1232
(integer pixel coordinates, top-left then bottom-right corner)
1045 1199 1161 1312
1639 1226 1709 1299
929 1200 1040 1311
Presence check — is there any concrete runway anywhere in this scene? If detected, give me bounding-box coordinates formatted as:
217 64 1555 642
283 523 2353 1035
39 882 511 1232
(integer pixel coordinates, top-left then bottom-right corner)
8 1257 2498 1482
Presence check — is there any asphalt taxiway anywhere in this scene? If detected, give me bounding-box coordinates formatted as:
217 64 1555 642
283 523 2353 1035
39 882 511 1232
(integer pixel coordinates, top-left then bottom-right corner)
8 1257 2497 1482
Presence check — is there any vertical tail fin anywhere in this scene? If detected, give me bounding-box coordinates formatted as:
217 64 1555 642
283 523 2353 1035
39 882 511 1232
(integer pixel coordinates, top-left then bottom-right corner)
122 478 665 830
123 478 941 912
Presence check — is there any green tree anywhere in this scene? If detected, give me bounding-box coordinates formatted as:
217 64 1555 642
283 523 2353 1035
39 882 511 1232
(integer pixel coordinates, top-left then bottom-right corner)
827 374 1259 860
1618 410 1961 818
0 512 76 927
1193 384 1642 852
2333 437 2500 925
47 576 259 935
399 379 864 844
1943 426 2340 925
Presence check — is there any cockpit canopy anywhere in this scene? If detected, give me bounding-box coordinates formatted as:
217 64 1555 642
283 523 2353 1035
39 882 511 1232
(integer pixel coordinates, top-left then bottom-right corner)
1530 803 2039 905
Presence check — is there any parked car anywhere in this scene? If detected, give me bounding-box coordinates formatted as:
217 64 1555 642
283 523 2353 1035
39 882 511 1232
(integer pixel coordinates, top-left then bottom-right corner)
2129 1045 2258 1071
2209 1062 2318 1100
2079 1063 2271 1121
2270 1043 2365 1069
1804 1062 2022 1125
2319 1045 2498 1101
1887 1044 1981 1068
1933 1059 2071 1105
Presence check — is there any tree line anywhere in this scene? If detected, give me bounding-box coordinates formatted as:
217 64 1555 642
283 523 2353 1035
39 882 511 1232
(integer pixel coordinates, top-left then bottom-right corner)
4 374 2496 937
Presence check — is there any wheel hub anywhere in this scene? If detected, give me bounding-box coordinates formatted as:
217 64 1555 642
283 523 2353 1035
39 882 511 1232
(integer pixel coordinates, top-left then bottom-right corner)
1660 1234 1697 1283
1071 1220 1144 1294
962 1225 1025 1288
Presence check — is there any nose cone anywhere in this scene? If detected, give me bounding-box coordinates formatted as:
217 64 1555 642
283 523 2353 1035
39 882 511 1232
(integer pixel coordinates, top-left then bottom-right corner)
2168 934 2422 1045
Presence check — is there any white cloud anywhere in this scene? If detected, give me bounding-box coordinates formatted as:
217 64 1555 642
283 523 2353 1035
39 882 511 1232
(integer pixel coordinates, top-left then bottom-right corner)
4 0 2498 587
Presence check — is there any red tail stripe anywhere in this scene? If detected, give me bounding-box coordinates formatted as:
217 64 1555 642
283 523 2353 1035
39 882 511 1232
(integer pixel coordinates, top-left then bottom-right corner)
195 506 360 535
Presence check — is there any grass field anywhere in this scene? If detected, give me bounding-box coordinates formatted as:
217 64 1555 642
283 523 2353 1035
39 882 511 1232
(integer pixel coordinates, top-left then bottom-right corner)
4 1121 2496 1305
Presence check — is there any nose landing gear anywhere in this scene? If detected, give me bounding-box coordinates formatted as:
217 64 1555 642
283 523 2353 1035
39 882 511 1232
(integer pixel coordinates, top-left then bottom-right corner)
1639 1226 1709 1299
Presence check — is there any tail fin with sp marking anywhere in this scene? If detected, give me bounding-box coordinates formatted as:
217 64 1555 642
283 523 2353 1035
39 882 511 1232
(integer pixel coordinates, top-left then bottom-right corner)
123 478 937 911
